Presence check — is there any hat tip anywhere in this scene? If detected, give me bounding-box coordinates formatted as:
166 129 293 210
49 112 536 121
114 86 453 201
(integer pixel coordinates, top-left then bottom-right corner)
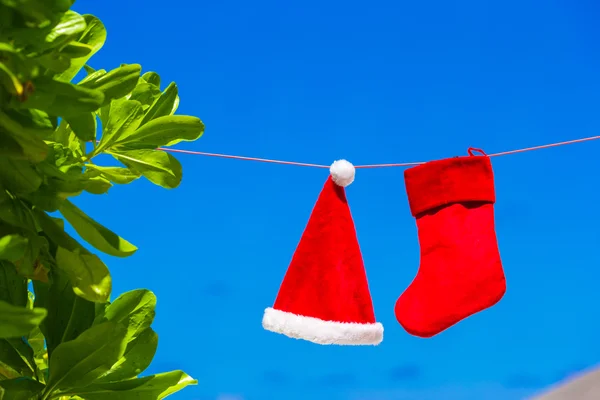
330 159 355 187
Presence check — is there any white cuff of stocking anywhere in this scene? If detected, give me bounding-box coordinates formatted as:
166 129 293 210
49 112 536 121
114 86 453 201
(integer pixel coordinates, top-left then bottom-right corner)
262 307 383 345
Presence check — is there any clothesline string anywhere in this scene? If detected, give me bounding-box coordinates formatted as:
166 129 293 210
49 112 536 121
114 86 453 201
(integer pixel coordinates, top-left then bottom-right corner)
161 134 600 169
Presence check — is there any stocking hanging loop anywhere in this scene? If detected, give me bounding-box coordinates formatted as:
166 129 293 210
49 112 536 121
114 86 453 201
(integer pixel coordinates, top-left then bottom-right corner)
468 147 488 157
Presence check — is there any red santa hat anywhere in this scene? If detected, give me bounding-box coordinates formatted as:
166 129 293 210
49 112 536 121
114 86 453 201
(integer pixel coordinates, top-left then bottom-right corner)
262 160 383 345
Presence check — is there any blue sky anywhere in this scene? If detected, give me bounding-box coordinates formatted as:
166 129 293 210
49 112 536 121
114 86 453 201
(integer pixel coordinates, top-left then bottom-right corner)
72 1 600 399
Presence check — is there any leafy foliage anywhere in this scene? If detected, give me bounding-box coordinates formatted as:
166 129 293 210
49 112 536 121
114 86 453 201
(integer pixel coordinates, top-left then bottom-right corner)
0 1 203 399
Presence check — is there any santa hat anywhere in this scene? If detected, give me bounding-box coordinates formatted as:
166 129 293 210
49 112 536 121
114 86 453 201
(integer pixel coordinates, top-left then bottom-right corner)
262 160 383 345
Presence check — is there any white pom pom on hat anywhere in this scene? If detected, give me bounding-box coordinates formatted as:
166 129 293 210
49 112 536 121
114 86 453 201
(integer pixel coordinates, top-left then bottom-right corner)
330 159 355 187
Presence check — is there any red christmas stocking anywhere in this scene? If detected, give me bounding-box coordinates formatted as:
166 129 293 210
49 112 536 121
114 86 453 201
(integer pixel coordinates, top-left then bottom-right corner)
395 149 506 338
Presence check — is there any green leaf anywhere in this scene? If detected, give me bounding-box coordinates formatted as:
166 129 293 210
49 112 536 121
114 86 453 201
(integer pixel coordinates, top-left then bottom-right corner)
110 149 183 189
0 235 28 262
21 78 105 117
92 99 144 156
0 195 37 232
26 290 34 309
0 110 50 163
53 119 77 152
84 64 97 75
60 41 93 58
33 267 94 358
26 326 45 358
140 82 179 125
32 208 82 253
59 200 137 257
47 131 85 166
141 71 160 87
45 10 86 43
79 68 107 85
0 188 8 205
84 176 112 195
24 158 88 205
0 158 42 194
62 370 197 400
98 104 110 128
55 15 107 82
80 64 142 105
114 115 205 149
0 0 54 24
0 61 23 96
0 47 35 84
0 337 35 379
86 165 141 185
7 9 83 53
99 290 156 342
22 185 64 213
12 233 46 278
128 82 161 107
94 300 108 321
0 377 45 400
0 134 25 159
0 42 16 54
7 233 43 281
64 112 96 142
96 327 158 383
55 247 111 303
39 146 85 179
49 216 64 230
0 261 27 307
7 108 56 132
36 51 70 73
0 300 47 338
45 322 128 393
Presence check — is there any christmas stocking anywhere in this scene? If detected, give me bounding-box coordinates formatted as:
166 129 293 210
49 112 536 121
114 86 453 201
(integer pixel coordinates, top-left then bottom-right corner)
395 149 506 338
